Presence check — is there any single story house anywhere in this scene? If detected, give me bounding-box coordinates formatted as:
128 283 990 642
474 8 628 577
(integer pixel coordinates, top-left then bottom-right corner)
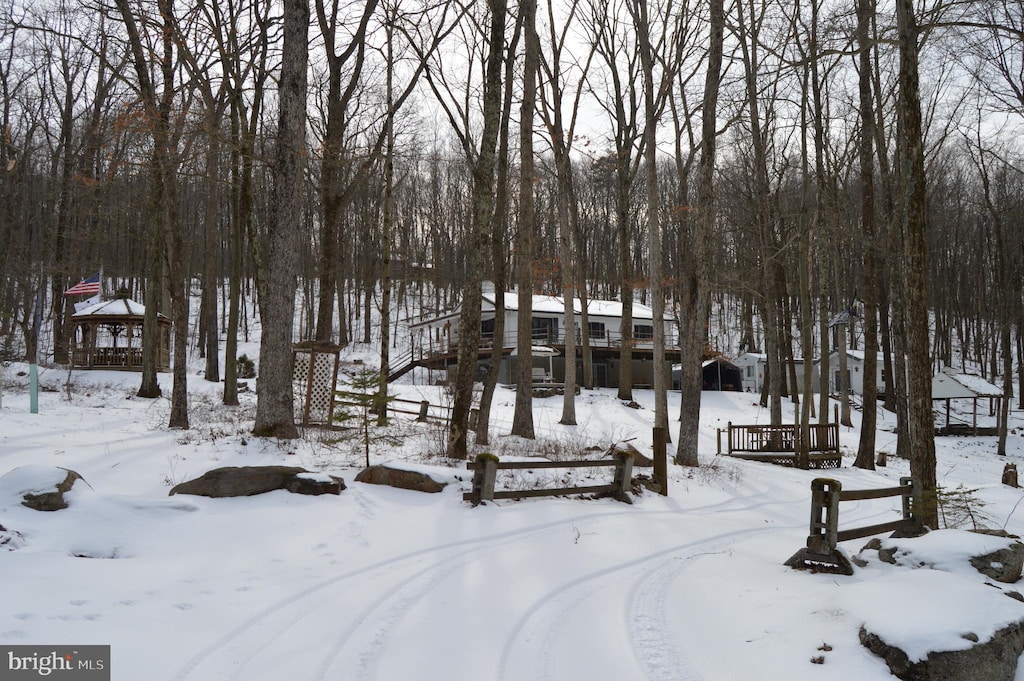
732 352 767 392
732 352 820 394
828 349 886 396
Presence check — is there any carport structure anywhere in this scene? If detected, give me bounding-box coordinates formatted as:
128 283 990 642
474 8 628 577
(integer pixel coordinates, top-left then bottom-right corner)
932 366 1004 435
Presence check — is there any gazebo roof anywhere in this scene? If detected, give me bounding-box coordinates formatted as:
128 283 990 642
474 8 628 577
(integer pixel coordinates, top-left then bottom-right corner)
932 366 1003 399
71 297 169 321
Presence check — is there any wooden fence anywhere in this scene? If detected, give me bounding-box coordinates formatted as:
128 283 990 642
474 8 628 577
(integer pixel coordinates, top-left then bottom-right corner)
784 476 924 575
717 422 841 469
333 391 453 426
463 451 634 506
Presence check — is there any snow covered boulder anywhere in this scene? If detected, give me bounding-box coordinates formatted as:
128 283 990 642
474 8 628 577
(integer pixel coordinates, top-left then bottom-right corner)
968 530 1024 584
355 463 451 493
860 621 1024 681
856 530 1024 584
843 569 1024 681
169 466 345 498
0 465 85 511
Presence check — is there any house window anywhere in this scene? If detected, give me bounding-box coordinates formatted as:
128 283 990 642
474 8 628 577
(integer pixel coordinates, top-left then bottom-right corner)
588 321 606 339
746 366 754 378
633 324 654 339
531 317 558 343
480 318 495 344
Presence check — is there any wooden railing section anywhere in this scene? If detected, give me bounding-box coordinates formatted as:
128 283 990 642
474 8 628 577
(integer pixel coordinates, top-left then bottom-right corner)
333 391 453 426
717 422 841 469
463 451 634 506
784 476 924 575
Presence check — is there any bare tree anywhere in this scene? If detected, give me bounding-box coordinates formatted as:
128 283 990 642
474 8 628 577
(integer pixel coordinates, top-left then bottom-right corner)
854 0 879 469
253 0 309 439
114 0 190 427
537 0 597 425
584 0 644 402
676 0 724 466
512 0 540 439
427 0 508 459
895 0 938 527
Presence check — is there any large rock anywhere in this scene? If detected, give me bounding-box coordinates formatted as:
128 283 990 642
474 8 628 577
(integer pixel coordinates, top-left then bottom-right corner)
355 465 447 493
970 530 1024 583
169 466 345 498
0 465 84 511
860 621 1024 681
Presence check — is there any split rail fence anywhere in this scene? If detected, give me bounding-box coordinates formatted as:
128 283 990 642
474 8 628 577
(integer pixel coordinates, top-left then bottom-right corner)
333 391 453 426
464 451 634 505
784 476 924 575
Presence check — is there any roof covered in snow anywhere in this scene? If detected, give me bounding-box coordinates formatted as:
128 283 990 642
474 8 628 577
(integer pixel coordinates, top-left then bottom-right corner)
71 297 169 320
932 366 1004 399
483 291 672 321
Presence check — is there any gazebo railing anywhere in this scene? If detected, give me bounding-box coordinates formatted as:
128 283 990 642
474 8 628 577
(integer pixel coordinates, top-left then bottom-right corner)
73 347 143 368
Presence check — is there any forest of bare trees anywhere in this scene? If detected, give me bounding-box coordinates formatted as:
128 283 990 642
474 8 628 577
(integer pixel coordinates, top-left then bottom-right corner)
3 0 1023 514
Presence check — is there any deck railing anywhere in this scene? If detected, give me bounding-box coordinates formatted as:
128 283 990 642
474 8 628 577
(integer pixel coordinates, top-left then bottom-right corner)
414 328 680 360
717 422 841 469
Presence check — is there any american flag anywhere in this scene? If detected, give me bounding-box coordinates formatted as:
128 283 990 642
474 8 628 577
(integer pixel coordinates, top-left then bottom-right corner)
64 272 101 296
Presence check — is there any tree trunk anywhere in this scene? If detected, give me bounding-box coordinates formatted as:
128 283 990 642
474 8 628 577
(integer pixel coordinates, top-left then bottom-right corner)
896 0 937 528
447 0 507 459
676 0 724 467
253 0 308 439
512 0 540 440
854 0 878 469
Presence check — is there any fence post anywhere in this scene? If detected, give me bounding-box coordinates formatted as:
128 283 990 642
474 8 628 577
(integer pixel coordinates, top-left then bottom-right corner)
612 448 635 503
806 478 842 555
717 428 722 455
469 452 498 506
417 400 430 422
784 477 852 574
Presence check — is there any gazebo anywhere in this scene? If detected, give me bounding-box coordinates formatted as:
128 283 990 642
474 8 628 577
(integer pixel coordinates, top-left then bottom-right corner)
932 366 1004 435
70 296 171 371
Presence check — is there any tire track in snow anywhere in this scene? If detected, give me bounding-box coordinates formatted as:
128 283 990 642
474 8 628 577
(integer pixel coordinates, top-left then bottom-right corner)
313 542 497 681
171 483 806 681
626 532 761 681
170 502 666 681
499 527 778 681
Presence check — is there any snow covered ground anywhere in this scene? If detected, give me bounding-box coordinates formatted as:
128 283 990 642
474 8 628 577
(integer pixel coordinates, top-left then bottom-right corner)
2 350 1024 681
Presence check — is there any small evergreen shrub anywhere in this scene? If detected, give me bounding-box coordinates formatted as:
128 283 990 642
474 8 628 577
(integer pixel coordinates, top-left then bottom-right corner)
236 354 256 378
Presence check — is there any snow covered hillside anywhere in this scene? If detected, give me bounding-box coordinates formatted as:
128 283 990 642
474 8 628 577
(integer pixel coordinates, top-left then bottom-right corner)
2 353 1024 680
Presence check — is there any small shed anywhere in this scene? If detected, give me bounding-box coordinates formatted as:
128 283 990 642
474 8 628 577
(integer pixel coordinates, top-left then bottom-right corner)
732 352 767 392
828 350 886 396
932 366 1004 435
70 296 171 371
700 358 743 391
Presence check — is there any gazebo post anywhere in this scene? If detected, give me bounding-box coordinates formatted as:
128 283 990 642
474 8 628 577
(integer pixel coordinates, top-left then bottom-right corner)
974 397 978 436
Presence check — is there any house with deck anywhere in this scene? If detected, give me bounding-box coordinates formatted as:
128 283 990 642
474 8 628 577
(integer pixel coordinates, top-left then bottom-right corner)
402 290 680 388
